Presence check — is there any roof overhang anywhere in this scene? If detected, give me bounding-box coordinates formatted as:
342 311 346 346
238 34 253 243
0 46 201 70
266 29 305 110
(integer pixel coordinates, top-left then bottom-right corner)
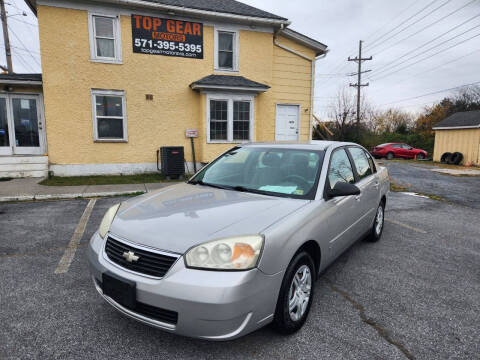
433 125 480 130
64 0 291 27
24 0 37 16
190 84 268 93
278 28 328 56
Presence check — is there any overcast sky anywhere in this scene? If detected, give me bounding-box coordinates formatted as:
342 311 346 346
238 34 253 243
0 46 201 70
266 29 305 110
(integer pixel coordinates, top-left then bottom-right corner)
3 0 480 118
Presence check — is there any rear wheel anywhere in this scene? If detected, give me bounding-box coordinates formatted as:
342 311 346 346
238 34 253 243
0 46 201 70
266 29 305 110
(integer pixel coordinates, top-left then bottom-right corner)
272 251 315 334
386 152 394 160
366 201 385 242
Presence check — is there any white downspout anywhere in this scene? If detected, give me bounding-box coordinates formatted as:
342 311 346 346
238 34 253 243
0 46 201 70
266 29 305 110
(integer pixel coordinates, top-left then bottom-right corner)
273 29 328 140
310 52 327 140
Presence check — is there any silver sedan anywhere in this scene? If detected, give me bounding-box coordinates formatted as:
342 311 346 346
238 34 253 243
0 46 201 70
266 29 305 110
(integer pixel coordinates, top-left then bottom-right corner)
88 141 389 340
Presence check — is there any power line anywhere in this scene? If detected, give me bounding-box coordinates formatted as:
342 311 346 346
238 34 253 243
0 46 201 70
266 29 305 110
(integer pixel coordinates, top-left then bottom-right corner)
318 0 441 89
370 17 480 78
370 49 480 94
6 23 40 67
365 0 440 49
366 0 454 52
8 16 37 27
11 47 36 72
370 30 480 82
371 0 477 57
378 80 480 106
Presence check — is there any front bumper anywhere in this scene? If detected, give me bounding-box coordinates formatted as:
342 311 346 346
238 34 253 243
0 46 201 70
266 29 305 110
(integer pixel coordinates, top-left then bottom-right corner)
88 232 283 340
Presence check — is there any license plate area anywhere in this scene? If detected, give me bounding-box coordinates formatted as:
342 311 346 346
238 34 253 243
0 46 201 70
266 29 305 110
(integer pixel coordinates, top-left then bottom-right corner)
102 272 136 309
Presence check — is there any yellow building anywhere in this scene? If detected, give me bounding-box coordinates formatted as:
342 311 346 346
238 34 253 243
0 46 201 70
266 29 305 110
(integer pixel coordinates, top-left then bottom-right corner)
13 0 327 176
432 110 480 166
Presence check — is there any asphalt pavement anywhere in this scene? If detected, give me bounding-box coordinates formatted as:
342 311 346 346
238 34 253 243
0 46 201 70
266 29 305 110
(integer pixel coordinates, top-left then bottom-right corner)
382 160 480 209
1 191 479 359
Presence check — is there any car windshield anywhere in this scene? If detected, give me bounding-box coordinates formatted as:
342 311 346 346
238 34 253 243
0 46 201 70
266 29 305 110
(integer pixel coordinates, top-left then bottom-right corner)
189 146 325 199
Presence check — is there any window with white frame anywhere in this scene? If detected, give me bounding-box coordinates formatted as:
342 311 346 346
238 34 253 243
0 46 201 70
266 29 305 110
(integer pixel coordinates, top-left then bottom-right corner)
208 95 253 142
92 90 127 141
215 29 238 71
89 14 122 62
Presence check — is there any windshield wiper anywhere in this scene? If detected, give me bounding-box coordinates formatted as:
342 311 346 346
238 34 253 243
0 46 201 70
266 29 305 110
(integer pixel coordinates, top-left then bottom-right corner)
230 186 269 195
189 180 230 190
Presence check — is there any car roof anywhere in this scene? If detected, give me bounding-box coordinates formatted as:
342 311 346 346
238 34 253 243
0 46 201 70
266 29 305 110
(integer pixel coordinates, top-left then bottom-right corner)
240 140 359 151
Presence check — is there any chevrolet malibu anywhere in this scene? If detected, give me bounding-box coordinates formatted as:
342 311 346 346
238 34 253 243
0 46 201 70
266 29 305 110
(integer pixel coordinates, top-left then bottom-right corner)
88 141 389 340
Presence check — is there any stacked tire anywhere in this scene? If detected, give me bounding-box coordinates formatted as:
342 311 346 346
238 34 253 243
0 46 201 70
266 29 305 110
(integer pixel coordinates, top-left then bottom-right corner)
441 152 463 165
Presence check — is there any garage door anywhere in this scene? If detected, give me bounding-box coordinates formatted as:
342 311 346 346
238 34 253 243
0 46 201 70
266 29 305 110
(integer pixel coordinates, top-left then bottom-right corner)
275 104 299 141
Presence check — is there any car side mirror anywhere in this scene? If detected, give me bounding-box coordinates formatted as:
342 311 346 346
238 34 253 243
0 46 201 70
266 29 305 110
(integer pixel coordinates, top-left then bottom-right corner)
327 182 360 198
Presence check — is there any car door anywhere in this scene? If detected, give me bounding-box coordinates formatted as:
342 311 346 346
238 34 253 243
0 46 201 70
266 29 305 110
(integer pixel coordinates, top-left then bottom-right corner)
402 144 414 158
347 147 379 233
322 147 364 257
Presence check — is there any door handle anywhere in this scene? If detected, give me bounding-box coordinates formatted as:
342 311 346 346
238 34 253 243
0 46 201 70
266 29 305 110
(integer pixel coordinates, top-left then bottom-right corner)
373 181 379 189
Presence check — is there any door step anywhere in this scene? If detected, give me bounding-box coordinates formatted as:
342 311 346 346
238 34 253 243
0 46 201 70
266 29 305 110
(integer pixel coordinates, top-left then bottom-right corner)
0 156 48 178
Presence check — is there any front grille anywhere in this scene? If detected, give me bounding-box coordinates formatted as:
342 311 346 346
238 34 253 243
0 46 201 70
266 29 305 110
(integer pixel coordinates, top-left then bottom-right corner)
105 236 178 278
135 302 178 324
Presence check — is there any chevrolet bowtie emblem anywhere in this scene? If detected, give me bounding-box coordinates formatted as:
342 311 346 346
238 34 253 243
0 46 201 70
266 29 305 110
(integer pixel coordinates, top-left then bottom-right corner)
123 250 140 263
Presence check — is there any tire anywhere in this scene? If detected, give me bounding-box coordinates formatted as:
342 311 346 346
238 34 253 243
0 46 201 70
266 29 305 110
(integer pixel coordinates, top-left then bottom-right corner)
386 152 394 160
272 251 315 334
440 152 451 163
449 152 463 165
416 153 425 160
366 201 385 242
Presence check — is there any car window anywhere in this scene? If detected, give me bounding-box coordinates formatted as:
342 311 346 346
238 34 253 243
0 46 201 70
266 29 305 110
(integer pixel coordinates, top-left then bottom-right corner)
364 150 376 173
402 144 412 149
327 148 354 189
391 144 401 148
348 147 373 180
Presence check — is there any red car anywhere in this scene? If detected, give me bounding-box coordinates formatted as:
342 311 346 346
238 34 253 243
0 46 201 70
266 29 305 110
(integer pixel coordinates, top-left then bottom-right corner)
371 143 428 160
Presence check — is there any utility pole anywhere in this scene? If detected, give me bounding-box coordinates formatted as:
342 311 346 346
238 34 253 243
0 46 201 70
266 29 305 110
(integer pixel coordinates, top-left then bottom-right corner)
348 40 372 127
0 0 13 73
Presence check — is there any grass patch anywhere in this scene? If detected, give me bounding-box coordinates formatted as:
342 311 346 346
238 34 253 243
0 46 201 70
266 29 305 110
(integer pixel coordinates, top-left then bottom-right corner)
390 179 445 201
40 173 186 186
390 180 409 192
386 158 480 170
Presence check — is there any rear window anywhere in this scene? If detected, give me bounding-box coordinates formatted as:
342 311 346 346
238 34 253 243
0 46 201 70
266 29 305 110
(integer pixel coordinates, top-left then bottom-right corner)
377 143 390 147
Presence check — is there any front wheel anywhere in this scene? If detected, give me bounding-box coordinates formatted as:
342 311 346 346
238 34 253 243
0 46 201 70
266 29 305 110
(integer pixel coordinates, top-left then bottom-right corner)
366 201 385 242
416 153 425 160
272 251 315 334
386 152 394 160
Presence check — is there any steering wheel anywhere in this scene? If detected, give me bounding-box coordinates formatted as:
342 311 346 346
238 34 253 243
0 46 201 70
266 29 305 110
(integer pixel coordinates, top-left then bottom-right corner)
282 175 310 190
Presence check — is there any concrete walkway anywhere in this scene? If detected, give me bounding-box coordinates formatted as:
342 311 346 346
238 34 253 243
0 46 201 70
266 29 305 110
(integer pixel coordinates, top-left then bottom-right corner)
0 178 176 202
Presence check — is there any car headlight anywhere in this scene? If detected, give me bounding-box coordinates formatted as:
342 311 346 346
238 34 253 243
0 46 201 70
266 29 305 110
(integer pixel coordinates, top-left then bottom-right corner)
185 235 264 270
98 203 120 239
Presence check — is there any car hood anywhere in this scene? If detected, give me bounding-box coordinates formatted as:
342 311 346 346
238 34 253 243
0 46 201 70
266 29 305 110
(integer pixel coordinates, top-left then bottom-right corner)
109 183 309 254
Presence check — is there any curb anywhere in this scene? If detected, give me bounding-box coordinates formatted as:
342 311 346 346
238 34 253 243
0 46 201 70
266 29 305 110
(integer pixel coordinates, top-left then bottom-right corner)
0 190 147 203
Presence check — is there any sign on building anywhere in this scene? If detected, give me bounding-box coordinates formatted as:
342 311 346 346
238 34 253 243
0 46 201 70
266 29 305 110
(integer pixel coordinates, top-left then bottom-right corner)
185 129 198 138
131 15 203 59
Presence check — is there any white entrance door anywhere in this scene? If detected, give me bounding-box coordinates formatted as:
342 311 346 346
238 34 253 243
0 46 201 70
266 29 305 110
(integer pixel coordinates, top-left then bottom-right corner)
275 104 299 141
0 94 45 155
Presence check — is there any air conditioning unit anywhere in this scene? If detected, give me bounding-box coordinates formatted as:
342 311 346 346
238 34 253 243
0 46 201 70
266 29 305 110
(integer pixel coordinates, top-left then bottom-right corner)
160 146 185 179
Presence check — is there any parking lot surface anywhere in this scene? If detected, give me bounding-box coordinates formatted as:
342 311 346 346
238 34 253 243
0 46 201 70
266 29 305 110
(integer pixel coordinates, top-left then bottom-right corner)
382 160 480 209
1 190 479 359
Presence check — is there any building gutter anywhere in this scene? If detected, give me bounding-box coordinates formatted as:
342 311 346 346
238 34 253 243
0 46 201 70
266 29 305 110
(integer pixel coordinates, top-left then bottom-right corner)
432 125 480 130
89 0 291 26
190 84 269 93
273 29 328 140
0 80 42 85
